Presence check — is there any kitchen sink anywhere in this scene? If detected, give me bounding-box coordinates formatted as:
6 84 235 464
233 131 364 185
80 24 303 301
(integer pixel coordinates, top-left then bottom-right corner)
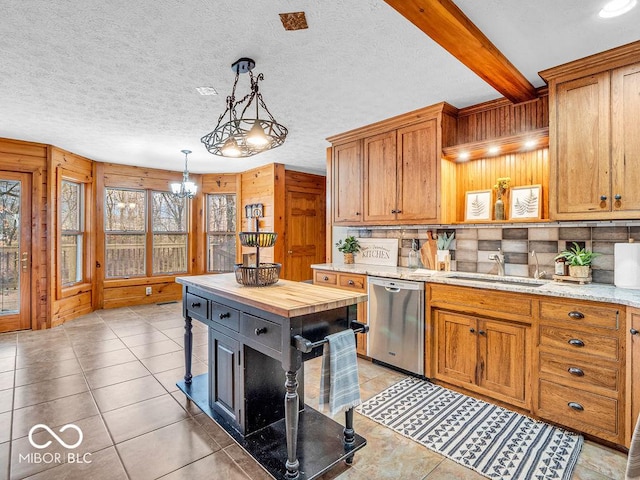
445 275 546 287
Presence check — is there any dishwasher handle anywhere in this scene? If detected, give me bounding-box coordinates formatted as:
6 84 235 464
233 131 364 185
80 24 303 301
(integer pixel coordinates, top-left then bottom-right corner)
384 286 401 293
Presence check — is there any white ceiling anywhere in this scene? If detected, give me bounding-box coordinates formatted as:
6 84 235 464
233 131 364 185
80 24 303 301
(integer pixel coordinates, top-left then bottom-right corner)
0 1 638 175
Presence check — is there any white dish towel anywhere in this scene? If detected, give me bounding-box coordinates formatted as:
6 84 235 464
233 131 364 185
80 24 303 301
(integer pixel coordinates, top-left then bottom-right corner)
319 329 361 416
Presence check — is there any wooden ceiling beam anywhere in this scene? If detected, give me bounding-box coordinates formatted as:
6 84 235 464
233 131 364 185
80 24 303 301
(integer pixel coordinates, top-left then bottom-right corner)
384 0 538 104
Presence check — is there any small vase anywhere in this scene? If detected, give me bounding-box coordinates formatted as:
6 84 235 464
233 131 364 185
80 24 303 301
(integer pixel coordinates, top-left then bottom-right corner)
436 249 450 262
569 265 590 278
495 197 505 221
343 253 354 264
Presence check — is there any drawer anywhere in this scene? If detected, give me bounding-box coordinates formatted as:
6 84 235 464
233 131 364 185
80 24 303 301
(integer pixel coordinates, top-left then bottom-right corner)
539 325 620 361
186 292 208 320
539 299 620 331
314 270 337 287
338 274 366 292
538 352 619 392
210 302 240 332
537 379 620 440
242 314 282 353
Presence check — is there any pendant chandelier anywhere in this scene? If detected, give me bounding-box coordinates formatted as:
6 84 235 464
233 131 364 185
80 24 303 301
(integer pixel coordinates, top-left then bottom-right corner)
170 150 197 199
201 58 287 158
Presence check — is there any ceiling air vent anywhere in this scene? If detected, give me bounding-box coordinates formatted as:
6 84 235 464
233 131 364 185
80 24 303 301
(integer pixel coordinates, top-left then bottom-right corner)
279 12 308 31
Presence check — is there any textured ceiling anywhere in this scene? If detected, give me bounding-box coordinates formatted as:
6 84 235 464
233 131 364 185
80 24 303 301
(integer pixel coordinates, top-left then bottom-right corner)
0 1 638 175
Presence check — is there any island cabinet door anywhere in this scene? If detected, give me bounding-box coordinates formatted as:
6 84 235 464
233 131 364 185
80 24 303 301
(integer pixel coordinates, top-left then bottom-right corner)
209 328 242 431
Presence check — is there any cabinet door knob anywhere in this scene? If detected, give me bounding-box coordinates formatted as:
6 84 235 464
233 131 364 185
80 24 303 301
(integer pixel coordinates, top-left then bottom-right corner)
287 250 293 254
348 280 355 286
615 194 622 200
568 338 585 347
478 330 486 335
568 311 584 319
219 312 231 319
355 212 361 216
323 276 329 281
191 302 201 308
600 195 607 201
469 328 475 334
391 209 396 214
568 367 584 376
255 327 267 336
631 328 640 336
568 402 584 411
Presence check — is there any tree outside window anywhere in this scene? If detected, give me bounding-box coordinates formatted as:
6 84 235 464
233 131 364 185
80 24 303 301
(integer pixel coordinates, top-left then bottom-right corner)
207 194 236 273
60 180 84 286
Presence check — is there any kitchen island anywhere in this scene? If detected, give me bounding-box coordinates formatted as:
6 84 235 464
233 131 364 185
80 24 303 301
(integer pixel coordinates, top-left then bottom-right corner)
176 273 368 479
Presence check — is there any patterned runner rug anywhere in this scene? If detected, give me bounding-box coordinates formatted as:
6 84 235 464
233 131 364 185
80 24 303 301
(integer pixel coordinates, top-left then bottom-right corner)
356 377 583 480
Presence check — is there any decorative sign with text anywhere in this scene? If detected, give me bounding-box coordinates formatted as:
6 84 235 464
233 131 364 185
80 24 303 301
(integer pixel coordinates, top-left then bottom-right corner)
354 238 398 266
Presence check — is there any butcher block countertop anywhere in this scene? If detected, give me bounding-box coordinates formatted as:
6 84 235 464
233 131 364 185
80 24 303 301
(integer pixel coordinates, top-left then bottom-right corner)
176 273 367 318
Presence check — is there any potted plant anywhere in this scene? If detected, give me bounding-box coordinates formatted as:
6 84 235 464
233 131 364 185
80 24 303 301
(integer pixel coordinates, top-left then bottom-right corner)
335 236 360 264
555 242 600 278
436 232 455 262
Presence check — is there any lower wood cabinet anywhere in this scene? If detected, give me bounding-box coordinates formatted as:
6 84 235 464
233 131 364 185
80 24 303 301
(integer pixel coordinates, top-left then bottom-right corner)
435 310 528 408
314 269 368 356
628 308 640 446
209 328 242 428
533 298 625 445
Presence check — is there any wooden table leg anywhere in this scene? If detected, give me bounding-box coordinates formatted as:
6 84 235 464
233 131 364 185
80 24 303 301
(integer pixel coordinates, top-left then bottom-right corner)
183 316 193 384
284 370 300 479
344 407 355 464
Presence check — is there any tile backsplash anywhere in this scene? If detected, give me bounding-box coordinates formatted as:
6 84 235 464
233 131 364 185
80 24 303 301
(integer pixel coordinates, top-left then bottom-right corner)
339 223 640 285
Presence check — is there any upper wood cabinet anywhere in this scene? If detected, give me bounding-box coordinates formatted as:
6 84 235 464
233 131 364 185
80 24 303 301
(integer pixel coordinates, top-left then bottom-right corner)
542 42 640 220
328 103 456 225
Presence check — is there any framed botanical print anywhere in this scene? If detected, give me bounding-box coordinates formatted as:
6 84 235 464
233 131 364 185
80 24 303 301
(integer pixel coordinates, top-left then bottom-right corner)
510 185 542 220
464 189 492 221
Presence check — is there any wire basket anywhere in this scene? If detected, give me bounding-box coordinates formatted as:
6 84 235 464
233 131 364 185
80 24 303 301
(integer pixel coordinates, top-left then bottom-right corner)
238 232 278 248
234 263 281 286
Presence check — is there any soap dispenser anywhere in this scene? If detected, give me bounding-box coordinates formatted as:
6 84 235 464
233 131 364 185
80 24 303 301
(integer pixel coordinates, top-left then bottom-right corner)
408 239 420 268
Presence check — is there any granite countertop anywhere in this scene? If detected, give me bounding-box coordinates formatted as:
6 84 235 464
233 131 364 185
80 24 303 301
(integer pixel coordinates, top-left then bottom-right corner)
177 272 367 318
311 263 640 308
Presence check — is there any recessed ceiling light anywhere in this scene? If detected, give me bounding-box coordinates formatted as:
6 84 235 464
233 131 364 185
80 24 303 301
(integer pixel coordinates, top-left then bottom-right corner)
524 139 537 149
599 0 637 18
488 146 500 155
196 86 218 96
458 152 470 161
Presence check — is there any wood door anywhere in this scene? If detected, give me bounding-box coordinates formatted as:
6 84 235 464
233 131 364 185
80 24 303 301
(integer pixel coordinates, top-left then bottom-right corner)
477 319 527 404
554 73 610 218
0 172 32 333
363 131 397 222
283 189 325 282
435 310 476 385
612 63 640 215
333 141 363 223
396 119 439 222
209 328 241 427
629 308 640 446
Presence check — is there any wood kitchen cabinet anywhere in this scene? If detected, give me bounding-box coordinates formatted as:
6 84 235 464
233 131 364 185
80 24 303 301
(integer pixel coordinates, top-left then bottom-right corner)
328 103 456 226
533 298 625 445
627 308 640 446
429 284 532 409
542 42 640 220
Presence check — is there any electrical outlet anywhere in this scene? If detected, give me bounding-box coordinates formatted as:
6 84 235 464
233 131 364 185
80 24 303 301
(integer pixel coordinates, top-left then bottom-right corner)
145 287 152 295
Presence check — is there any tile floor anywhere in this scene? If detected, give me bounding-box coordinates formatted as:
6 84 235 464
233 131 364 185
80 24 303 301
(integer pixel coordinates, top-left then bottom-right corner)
0 303 629 479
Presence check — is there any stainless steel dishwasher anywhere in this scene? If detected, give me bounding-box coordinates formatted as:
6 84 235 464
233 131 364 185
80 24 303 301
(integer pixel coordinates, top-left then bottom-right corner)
367 276 425 376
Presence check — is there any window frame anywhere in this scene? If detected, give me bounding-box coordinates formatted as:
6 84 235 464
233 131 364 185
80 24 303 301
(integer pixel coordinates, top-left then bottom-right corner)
150 190 188 276
60 179 84 287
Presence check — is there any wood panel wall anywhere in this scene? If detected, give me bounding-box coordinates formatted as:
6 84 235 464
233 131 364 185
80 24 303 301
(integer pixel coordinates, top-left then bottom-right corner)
453 89 548 145
49 147 95 326
0 138 49 329
239 163 286 265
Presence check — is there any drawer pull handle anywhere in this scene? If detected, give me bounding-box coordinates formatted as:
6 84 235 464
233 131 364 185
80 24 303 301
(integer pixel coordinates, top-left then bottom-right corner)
191 302 201 308
631 329 640 336
255 327 267 336
469 328 475 334
348 280 355 286
568 367 584 376
568 338 585 347
600 195 607 201
615 194 622 200
568 311 584 319
219 312 231 319
323 276 329 281
568 402 584 411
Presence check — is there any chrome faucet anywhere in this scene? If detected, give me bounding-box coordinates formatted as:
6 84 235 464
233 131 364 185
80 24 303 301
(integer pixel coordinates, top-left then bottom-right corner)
531 250 547 279
488 248 505 276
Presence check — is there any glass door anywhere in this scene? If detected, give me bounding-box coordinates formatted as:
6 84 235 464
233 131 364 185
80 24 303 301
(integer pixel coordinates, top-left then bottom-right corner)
0 172 31 332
